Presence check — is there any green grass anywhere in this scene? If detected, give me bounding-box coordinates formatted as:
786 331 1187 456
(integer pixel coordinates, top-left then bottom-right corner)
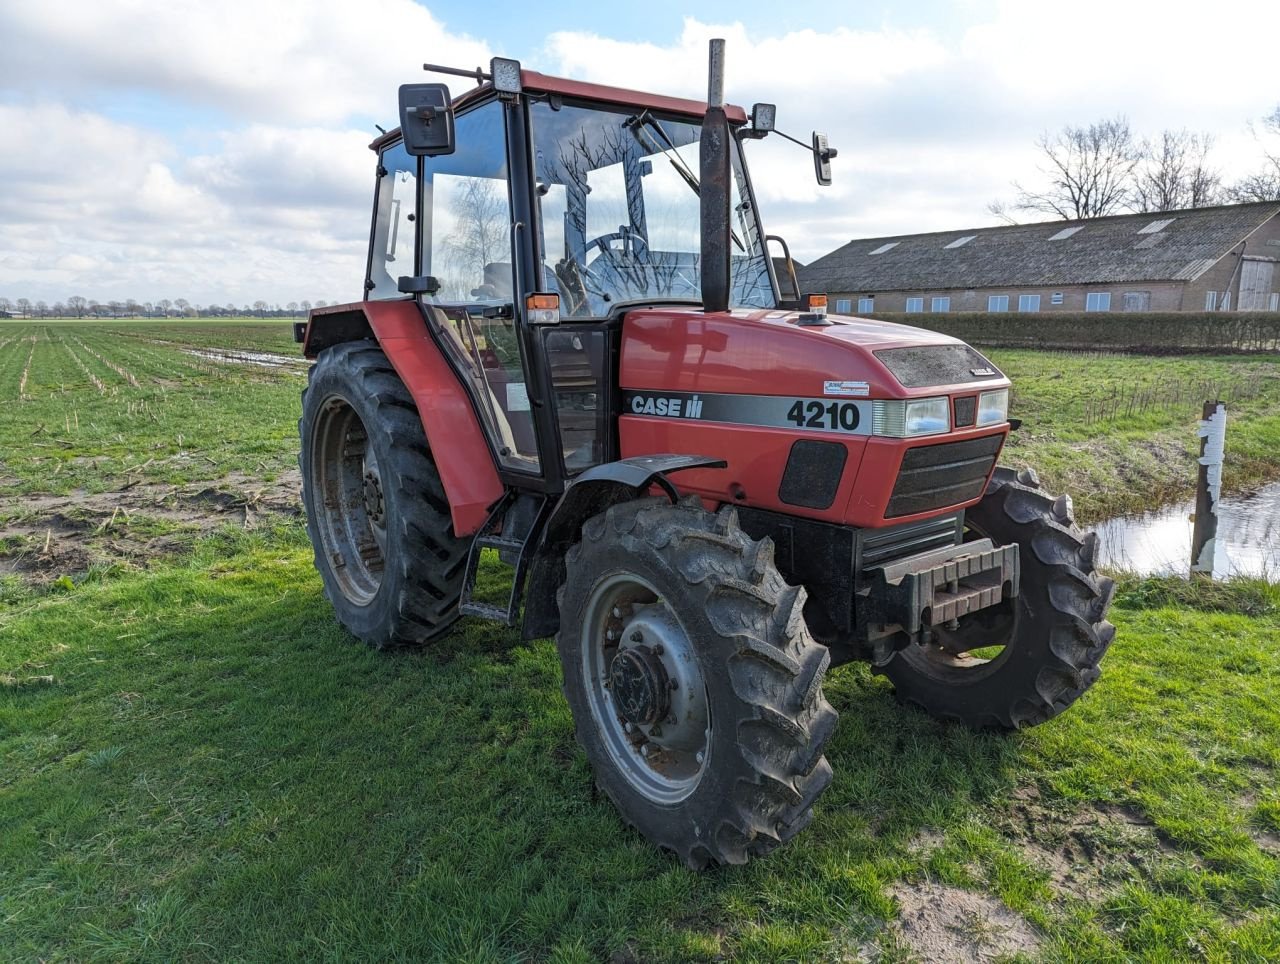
3 322 1280 960
2 529 1278 961
992 349 1280 521
0 322 303 498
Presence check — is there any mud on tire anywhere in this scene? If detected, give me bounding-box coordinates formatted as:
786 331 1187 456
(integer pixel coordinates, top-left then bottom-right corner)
555 496 838 869
299 340 469 647
879 466 1116 730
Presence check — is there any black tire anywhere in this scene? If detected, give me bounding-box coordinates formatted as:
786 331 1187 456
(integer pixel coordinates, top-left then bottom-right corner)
879 466 1116 730
555 496 838 869
299 340 468 647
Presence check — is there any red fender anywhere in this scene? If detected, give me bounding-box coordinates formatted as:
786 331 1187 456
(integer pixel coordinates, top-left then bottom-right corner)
303 300 503 536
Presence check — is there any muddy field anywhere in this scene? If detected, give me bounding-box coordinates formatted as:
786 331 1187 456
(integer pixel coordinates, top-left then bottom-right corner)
0 321 308 587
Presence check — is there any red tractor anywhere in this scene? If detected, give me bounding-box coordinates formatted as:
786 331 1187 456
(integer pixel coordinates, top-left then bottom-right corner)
296 42 1114 868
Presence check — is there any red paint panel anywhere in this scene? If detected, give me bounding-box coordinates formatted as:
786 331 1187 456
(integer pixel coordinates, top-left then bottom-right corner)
619 417 869 524
309 300 503 536
618 306 1011 526
620 307 1004 401
521 71 749 122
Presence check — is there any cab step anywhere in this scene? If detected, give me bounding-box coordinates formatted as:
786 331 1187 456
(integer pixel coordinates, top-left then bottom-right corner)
457 492 549 627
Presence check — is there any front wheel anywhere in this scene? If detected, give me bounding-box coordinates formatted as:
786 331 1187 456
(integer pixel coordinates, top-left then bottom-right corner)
555 497 837 869
879 467 1116 730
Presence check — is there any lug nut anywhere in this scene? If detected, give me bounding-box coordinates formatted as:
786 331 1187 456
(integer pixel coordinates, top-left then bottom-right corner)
630 631 643 643
612 606 622 618
696 751 704 764
641 745 652 758
624 722 634 734
652 644 664 656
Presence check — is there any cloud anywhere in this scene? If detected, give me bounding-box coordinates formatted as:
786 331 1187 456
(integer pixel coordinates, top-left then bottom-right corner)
1 3 1277 304
0 0 493 126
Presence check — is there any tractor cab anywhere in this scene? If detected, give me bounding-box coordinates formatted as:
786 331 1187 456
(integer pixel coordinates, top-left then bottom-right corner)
361 62 789 491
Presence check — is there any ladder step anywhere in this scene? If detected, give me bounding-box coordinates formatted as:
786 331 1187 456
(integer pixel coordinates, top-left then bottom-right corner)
475 535 525 554
459 600 516 625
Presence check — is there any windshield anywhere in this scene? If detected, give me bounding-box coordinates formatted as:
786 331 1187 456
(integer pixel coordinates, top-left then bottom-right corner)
529 99 774 318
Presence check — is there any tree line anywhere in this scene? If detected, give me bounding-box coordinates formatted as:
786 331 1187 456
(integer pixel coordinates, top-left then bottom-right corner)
990 104 1280 221
0 297 335 320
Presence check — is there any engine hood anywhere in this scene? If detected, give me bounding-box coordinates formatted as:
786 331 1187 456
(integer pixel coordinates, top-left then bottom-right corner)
619 306 1007 399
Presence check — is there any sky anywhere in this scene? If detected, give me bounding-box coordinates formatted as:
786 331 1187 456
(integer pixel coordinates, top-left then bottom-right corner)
1 0 1277 307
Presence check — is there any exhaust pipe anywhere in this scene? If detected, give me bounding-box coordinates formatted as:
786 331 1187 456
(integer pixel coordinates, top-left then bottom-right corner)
700 38 731 314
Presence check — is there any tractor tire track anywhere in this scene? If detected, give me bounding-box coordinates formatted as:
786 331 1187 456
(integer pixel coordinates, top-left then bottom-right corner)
17 337 37 399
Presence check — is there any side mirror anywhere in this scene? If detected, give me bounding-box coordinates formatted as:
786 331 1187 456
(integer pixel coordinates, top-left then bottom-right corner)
812 131 837 187
398 84 455 157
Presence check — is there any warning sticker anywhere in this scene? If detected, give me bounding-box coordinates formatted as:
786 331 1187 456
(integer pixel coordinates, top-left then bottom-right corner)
823 380 870 397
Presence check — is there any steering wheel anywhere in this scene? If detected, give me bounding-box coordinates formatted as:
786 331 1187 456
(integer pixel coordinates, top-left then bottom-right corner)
581 230 650 302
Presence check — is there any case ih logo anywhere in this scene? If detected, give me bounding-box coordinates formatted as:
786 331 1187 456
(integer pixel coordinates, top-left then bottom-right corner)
629 393 705 418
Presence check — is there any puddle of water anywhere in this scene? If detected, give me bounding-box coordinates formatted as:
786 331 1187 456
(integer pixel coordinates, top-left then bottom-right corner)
181 348 303 368
1094 481 1280 579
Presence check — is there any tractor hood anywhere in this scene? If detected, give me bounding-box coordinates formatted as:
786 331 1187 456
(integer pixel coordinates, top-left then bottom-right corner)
618 306 1008 400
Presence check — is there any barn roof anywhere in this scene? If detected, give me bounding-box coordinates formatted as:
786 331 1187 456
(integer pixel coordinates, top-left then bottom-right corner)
798 201 1280 293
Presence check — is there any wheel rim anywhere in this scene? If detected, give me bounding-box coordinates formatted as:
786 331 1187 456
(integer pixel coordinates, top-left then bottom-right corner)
581 572 710 805
310 394 387 606
900 517 1018 682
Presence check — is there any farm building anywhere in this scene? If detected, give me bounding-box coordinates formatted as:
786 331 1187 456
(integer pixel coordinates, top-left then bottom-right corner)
798 201 1280 314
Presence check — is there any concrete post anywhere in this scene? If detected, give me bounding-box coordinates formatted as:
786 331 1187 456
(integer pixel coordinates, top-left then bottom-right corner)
1191 400 1227 576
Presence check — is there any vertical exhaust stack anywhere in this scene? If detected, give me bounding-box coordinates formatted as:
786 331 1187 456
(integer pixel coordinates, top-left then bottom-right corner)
700 38 731 314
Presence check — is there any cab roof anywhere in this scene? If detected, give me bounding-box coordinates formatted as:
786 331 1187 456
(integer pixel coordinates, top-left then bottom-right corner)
370 68 749 151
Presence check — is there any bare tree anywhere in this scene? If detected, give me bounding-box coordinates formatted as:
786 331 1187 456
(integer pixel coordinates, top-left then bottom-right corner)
16 298 31 318
68 295 87 318
1227 105 1280 203
1132 129 1221 212
252 300 268 317
1007 116 1140 220
441 178 509 300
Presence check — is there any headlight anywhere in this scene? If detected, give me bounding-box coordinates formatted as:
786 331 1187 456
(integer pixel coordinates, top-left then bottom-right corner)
872 397 950 437
976 389 1009 426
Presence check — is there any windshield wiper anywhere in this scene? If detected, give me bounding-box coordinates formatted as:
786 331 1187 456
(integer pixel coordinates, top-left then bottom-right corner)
625 112 745 252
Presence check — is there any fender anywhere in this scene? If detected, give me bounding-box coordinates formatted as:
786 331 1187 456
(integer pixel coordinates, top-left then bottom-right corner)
521 454 726 640
302 300 503 536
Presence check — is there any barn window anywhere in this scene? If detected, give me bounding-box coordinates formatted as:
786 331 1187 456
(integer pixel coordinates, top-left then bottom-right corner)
1018 294 1041 312
858 296 875 312
1051 292 1064 305
1122 291 1151 312
1049 226 1082 240
868 242 899 255
1205 291 1218 311
835 298 852 313
988 295 1009 312
931 297 951 312
1085 292 1112 312
905 297 924 312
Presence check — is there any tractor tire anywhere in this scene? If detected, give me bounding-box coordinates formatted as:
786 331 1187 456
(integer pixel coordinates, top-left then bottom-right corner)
879 466 1116 730
299 340 468 648
555 496 838 869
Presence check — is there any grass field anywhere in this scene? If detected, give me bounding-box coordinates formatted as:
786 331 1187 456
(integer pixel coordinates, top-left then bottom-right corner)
2 321 1279 961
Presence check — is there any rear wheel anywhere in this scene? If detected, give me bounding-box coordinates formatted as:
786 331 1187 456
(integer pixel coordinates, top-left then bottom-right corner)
299 340 468 647
556 497 837 868
879 467 1116 730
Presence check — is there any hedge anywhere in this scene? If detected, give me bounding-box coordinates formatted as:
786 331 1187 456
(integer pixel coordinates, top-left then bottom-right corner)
864 311 1280 353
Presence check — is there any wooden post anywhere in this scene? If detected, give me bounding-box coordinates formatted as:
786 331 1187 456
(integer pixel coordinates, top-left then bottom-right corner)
1190 400 1227 576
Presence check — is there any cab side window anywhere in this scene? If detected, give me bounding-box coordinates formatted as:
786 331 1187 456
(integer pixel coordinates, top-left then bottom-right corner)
367 143 418 300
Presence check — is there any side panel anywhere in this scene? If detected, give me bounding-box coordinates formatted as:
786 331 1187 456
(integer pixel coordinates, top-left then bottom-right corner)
303 300 503 536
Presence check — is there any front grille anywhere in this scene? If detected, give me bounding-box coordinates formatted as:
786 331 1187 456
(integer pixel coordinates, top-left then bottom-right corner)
886 434 1002 518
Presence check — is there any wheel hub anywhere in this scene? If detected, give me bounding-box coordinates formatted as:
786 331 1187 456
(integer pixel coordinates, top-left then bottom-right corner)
608 647 670 727
362 469 384 524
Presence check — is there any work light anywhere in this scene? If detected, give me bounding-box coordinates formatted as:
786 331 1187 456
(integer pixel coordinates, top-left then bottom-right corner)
490 57 522 94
